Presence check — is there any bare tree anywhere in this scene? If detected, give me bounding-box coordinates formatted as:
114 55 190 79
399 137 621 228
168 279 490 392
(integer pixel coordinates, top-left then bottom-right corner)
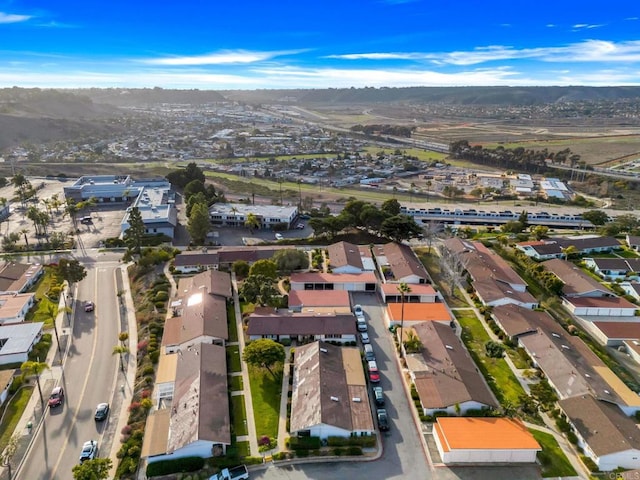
438 245 469 297
422 220 443 253
0 434 19 479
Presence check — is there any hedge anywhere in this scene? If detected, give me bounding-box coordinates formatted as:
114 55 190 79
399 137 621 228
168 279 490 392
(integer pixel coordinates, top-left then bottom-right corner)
146 456 205 477
326 435 376 448
287 436 321 450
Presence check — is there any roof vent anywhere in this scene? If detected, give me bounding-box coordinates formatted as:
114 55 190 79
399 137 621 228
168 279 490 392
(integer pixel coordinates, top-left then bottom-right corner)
445 345 453 350
552 333 561 338
604 390 611 395
585 373 591 378
320 348 328 353
330 396 339 402
352 397 361 403
561 345 570 350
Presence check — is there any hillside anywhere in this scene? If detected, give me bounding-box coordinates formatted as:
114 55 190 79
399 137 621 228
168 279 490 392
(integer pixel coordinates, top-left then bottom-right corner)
72 87 226 107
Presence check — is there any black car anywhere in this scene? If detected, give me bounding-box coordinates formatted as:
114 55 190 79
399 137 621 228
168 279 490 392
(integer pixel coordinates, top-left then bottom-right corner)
94 402 109 421
377 409 390 431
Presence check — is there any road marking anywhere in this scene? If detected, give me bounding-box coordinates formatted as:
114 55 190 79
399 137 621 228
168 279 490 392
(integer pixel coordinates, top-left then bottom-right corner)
49 269 102 478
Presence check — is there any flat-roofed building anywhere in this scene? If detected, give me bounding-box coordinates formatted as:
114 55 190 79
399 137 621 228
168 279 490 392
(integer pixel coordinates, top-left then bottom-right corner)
247 311 357 344
0 322 44 365
287 290 351 314
209 203 298 229
380 283 438 303
290 272 377 292
433 417 541 464
386 302 452 326
0 293 35 324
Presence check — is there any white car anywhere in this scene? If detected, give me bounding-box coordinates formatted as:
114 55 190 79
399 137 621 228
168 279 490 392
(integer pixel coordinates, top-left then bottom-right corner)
360 332 370 344
79 440 98 463
275 233 283 240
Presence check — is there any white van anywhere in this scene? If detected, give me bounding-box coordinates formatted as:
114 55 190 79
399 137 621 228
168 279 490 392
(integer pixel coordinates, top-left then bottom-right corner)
363 344 375 361
356 316 367 332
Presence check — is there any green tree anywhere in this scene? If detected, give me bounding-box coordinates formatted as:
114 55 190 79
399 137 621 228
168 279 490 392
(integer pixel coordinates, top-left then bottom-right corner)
240 274 279 306
187 201 211 245
249 259 278 279
381 198 401 216
112 344 130 372
531 225 549 240
244 213 261 232
501 221 525 234
484 341 505 358
183 179 206 200
360 206 388 234
21 360 49 408
232 260 250 278
561 245 579 260
72 457 113 480
380 215 422 242
582 210 610 226
242 339 285 378
123 207 145 254
186 191 207 217
397 282 411 357
273 249 309 274
56 258 87 285
517 210 529 230
529 379 558 411
403 329 422 354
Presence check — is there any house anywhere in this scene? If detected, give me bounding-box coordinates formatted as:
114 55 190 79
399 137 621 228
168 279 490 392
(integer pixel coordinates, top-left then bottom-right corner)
154 351 178 404
621 282 640 302
518 313 640 414
588 322 640 347
559 395 640 471
491 304 541 341
623 339 640 365
247 311 357 343
626 235 640 251
406 322 499 415
584 258 640 281
161 291 228 353
374 242 430 284
326 241 365 274
386 302 452 326
0 369 15 406
287 290 351 314
379 283 438 303
443 238 538 309
562 296 637 317
516 241 563 261
0 263 43 294
0 322 44 365
0 293 36 324
542 259 612 297
555 235 622 254
176 270 232 299
433 417 541 464
290 342 375 439
173 252 219 273
289 272 377 292
142 343 231 462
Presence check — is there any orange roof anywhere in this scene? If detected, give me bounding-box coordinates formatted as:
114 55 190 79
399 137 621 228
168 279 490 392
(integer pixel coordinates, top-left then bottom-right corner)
380 283 437 295
387 302 452 323
436 417 541 450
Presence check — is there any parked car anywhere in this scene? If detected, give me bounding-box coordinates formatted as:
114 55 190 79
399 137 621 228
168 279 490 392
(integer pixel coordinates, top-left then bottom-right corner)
373 386 385 406
360 332 370 344
363 343 375 361
209 465 250 480
377 409 390 431
353 304 363 316
94 402 110 421
275 233 283 240
296 223 305 229
368 360 380 383
356 317 367 332
84 301 95 313
79 440 98 463
48 386 64 408
80 216 93 225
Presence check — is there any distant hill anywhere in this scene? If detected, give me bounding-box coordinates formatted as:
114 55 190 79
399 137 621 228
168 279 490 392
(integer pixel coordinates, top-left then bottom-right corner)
72 87 226 107
219 86 640 106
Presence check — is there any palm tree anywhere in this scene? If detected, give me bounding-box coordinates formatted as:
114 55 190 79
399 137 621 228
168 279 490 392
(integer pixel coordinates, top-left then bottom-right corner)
20 228 29 250
244 213 260 233
21 360 49 408
397 282 412 357
403 330 423 354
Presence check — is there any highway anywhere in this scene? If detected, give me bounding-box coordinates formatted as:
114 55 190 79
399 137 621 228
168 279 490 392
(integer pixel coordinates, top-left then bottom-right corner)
18 259 121 480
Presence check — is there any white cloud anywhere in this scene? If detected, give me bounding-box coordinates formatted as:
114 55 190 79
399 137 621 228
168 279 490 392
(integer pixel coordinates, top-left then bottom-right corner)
141 49 299 66
572 23 604 30
0 12 31 23
330 40 640 66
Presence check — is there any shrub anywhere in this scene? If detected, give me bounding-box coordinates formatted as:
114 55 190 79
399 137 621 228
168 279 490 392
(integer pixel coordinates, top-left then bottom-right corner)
155 291 169 302
287 436 321 450
347 446 363 456
279 338 292 347
146 456 205 477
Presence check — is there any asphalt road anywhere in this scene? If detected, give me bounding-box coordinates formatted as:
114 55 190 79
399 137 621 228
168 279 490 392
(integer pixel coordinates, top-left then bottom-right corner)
18 261 121 480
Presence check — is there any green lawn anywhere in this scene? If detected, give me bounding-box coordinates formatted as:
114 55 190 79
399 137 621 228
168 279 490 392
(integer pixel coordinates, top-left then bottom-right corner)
229 375 243 391
248 364 282 439
228 304 238 343
25 267 60 327
530 429 578 478
618 248 640 258
235 441 250 457
0 386 34 453
231 395 248 436
226 346 242 373
454 310 526 406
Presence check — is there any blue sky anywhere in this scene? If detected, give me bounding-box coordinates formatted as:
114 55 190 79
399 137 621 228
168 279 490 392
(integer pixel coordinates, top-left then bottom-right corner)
1 0 639 89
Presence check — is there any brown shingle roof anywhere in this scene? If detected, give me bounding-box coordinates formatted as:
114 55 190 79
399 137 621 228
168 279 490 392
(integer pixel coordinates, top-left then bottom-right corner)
327 241 364 270
555 236 621 251
168 343 230 452
247 314 357 336
543 258 610 296
177 270 232 298
592 322 640 340
288 290 351 308
411 322 498 410
290 342 373 434
0 263 42 293
565 296 637 309
173 252 219 268
175 291 228 344
491 304 541 338
559 395 640 456
382 242 429 282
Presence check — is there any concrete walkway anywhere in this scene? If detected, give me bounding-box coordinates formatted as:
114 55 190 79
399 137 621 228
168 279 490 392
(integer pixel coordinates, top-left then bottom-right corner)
276 346 292 452
231 272 259 456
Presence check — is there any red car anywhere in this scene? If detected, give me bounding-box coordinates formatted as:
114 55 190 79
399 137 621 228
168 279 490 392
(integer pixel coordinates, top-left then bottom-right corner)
48 386 64 407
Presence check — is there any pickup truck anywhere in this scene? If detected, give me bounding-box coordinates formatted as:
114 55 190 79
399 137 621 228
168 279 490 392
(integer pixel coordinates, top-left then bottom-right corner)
209 465 249 480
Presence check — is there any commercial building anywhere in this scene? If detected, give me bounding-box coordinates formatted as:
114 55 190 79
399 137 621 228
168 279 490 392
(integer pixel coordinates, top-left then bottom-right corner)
208 203 298 229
